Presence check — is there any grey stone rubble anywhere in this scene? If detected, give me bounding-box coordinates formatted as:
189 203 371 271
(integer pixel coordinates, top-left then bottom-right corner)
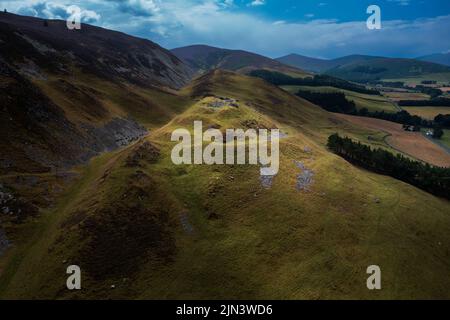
258 134 290 189
207 97 239 108
179 211 194 234
260 173 275 189
82 117 148 152
0 229 10 256
294 160 314 191
303 146 312 153
0 184 15 215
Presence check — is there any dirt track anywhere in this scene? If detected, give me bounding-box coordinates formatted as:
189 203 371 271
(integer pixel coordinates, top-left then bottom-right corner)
335 114 450 168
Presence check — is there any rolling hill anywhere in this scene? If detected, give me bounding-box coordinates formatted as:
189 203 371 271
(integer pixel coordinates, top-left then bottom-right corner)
1 13 450 300
276 53 450 83
325 57 450 82
276 53 379 73
417 53 450 67
171 45 309 77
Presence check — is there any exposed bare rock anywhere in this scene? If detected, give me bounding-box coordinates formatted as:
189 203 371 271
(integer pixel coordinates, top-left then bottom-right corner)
0 59 147 172
294 160 314 191
260 173 275 189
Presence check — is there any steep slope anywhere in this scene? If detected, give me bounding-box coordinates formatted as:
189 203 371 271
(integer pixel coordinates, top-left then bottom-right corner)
417 53 450 67
0 12 193 89
0 12 194 176
276 54 379 73
1 70 449 299
0 59 145 174
171 45 309 77
0 12 194 242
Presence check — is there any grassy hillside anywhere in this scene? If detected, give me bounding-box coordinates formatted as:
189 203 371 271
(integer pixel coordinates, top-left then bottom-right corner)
276 54 379 73
171 45 309 78
418 53 450 67
1 70 450 299
326 58 450 83
276 54 334 73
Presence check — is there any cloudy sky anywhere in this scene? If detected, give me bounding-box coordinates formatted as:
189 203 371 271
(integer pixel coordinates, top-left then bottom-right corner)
1 0 450 59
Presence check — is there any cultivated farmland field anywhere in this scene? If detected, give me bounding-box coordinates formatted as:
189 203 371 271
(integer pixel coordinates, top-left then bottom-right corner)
383 92 430 101
384 72 450 86
334 114 450 167
281 85 399 113
401 106 450 119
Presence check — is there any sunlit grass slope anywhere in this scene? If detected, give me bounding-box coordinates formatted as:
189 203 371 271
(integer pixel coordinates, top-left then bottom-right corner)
1 71 449 300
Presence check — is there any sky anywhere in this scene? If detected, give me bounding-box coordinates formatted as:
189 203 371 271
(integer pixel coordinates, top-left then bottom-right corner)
1 0 450 59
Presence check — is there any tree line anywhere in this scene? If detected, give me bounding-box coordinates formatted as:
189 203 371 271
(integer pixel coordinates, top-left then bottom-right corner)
249 70 380 95
398 97 450 106
327 134 450 199
295 90 357 113
367 82 443 98
414 85 443 99
295 89 450 130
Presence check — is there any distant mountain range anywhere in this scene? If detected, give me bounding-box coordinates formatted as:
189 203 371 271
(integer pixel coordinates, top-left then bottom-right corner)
276 53 450 82
417 53 450 67
276 54 379 73
171 45 309 77
173 46 450 83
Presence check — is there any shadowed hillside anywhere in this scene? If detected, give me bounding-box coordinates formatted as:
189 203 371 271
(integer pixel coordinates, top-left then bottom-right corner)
276 53 450 82
276 54 379 73
172 45 309 78
325 58 450 82
418 53 450 67
0 12 195 175
0 12 193 88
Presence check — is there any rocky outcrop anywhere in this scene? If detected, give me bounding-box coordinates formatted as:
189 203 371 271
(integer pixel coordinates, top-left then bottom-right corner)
0 59 147 173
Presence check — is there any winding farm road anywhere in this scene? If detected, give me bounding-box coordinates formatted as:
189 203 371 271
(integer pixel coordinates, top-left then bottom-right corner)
335 114 450 168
